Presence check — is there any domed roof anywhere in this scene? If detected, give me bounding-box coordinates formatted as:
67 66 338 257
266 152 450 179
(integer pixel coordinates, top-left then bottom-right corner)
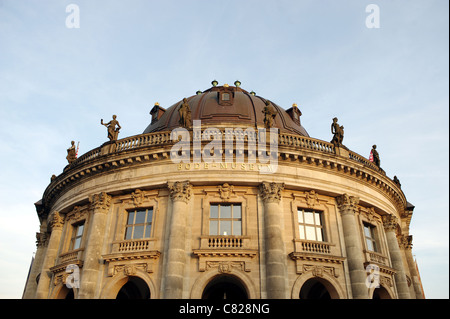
143 82 309 137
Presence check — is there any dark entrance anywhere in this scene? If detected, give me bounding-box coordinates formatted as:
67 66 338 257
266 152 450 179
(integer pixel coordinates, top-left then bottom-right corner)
300 279 331 299
372 286 391 299
202 275 248 300
116 276 150 299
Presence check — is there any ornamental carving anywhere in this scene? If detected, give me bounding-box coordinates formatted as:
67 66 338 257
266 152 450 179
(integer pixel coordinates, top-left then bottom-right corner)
50 211 64 230
66 206 87 223
259 182 284 203
131 189 147 206
305 190 320 208
299 264 339 278
336 193 359 213
218 183 234 200
382 214 398 232
89 192 112 213
36 232 48 248
398 234 413 250
168 181 192 203
205 261 249 273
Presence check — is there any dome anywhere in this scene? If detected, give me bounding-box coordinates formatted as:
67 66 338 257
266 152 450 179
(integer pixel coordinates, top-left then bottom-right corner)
143 82 309 137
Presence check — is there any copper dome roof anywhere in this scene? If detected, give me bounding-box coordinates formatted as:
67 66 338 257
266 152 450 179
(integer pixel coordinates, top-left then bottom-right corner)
143 83 309 137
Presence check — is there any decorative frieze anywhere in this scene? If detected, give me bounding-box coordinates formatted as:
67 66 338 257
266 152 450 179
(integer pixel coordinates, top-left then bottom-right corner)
259 182 284 203
167 181 192 203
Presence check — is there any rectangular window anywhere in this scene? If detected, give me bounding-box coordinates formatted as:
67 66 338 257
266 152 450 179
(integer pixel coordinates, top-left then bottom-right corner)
209 204 242 236
298 209 324 241
125 208 153 240
70 223 84 250
364 223 378 252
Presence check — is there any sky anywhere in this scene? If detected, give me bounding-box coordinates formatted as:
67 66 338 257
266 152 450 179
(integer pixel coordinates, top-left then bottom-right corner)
0 0 448 299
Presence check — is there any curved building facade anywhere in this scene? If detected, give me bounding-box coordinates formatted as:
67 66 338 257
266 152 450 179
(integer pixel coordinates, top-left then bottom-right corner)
23 81 424 299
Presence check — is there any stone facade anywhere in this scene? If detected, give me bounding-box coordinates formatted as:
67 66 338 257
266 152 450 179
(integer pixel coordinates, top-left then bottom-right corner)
23 84 424 299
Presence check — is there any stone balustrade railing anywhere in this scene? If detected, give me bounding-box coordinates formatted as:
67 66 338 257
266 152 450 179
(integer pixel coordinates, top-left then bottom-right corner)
294 239 332 254
200 236 250 249
111 238 156 253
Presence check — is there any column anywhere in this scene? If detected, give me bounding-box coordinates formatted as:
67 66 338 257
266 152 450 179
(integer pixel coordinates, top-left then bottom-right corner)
163 181 192 299
382 215 411 299
35 211 64 299
336 194 369 299
23 228 48 299
260 182 287 299
78 192 111 299
401 235 424 299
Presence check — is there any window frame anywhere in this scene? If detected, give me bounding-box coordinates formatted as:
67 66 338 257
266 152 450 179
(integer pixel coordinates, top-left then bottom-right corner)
363 222 379 252
297 208 325 242
124 207 154 240
69 222 85 251
209 203 242 236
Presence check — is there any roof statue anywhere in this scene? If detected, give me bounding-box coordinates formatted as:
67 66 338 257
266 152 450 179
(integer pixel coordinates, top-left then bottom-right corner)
371 144 381 167
330 117 344 146
262 100 277 128
66 141 77 164
101 115 121 141
178 98 192 128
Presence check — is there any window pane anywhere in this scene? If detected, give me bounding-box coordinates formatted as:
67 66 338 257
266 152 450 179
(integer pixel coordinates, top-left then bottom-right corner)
233 205 242 218
133 225 144 239
299 226 305 239
220 220 232 235
210 205 218 218
304 211 314 224
76 224 84 236
74 237 82 250
135 210 146 224
147 209 153 222
125 227 133 240
314 212 322 226
222 93 230 101
305 226 316 240
233 221 242 235
221 205 231 218
316 228 323 241
127 211 135 225
366 239 374 251
144 224 152 238
364 225 371 238
209 221 218 235
298 210 303 223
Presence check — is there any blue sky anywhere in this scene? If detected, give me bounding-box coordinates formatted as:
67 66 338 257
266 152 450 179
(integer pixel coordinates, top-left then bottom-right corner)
0 0 448 298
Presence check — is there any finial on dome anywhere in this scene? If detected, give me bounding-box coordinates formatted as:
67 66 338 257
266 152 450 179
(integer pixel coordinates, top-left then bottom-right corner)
292 103 297 108
250 91 256 96
196 90 202 95
234 80 241 87
211 80 218 87
224 83 229 87
154 102 160 106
